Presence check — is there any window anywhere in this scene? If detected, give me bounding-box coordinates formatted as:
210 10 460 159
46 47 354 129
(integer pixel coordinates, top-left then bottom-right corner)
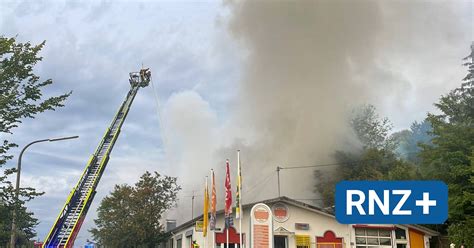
187 236 193 248
395 228 407 240
395 227 408 248
177 239 182 248
354 228 392 248
295 235 310 248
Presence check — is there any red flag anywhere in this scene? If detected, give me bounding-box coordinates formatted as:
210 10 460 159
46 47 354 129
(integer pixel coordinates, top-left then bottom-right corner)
225 160 233 216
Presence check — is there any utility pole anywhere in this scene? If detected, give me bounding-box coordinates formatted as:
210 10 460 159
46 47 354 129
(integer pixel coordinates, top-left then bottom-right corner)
191 190 195 220
276 162 342 200
276 166 281 197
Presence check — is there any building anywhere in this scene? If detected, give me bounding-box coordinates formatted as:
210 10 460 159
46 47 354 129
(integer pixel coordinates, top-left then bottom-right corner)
164 196 438 248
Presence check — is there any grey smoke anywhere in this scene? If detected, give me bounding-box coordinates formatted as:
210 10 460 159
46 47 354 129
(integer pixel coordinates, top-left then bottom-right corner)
216 0 471 203
160 0 471 224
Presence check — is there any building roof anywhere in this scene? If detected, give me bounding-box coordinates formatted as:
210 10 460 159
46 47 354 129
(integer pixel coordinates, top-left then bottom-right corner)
168 196 329 233
407 224 440 236
166 196 439 236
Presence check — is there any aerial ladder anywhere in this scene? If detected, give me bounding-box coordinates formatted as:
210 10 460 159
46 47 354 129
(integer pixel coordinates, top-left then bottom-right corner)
43 69 152 248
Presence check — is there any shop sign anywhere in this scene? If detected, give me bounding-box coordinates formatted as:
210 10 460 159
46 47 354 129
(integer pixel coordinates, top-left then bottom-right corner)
272 203 289 222
250 203 273 248
195 221 203 232
295 223 310 230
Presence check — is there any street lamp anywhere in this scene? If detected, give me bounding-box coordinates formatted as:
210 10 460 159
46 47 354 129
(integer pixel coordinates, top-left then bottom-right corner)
10 135 79 248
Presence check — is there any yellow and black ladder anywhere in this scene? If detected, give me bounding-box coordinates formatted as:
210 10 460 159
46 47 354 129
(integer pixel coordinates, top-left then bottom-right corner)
43 69 151 248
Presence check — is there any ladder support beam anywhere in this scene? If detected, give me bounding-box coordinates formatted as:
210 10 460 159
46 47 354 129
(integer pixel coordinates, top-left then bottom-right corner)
43 69 151 248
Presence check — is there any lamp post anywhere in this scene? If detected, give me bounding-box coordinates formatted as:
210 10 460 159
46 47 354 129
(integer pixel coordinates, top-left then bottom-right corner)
10 135 79 248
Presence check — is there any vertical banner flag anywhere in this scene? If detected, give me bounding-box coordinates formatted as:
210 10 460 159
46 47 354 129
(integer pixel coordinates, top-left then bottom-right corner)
236 150 243 248
235 151 242 219
203 177 209 237
210 169 217 230
224 160 233 228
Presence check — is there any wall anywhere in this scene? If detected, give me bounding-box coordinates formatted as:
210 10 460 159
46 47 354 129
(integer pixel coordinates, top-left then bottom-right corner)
167 199 435 248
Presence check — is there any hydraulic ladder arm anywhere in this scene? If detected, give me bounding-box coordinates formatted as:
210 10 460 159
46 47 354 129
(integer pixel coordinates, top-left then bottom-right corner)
43 69 152 248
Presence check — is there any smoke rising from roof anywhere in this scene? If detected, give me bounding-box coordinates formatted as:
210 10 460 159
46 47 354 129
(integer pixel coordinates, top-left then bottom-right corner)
165 0 470 222
223 1 384 201
219 0 471 201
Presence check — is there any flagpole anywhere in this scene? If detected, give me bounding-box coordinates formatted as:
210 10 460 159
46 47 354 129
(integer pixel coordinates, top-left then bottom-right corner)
226 161 229 248
205 177 207 248
212 229 215 248
237 150 243 248
211 169 215 248
225 159 232 248
226 226 229 248
204 176 209 248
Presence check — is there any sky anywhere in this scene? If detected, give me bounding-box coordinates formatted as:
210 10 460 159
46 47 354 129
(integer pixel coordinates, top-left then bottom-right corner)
0 0 472 246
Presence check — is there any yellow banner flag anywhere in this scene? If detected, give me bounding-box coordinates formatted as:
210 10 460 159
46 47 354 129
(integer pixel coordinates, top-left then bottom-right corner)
236 151 242 219
203 177 209 237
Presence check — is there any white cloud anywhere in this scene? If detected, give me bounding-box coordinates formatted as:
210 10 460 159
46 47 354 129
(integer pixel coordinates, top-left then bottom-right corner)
1 0 472 245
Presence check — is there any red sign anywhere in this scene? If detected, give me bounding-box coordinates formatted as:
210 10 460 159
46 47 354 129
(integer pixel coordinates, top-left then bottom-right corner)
272 203 289 222
251 203 273 248
254 209 269 222
253 225 269 248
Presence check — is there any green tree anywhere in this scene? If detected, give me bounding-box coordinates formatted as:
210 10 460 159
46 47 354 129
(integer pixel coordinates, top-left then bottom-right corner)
0 36 71 245
90 171 181 247
419 44 474 247
314 105 418 207
393 120 433 163
350 104 397 151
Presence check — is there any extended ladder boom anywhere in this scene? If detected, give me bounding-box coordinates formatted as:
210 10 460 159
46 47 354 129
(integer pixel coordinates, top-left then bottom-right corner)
43 69 151 248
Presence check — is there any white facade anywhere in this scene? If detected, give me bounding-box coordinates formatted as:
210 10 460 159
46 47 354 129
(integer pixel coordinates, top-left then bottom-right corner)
164 197 438 248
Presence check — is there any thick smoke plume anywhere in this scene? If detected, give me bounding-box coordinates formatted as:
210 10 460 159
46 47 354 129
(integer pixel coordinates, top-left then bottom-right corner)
166 0 470 221
220 0 470 202
222 0 382 202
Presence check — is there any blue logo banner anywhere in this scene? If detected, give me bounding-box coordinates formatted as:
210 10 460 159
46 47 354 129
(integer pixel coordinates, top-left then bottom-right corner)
335 181 448 224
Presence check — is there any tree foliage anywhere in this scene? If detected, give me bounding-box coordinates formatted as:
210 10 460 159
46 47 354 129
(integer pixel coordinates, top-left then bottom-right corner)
0 201 39 245
419 45 474 247
314 105 417 207
315 45 474 246
393 120 433 163
0 36 71 245
351 104 396 151
90 171 181 247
